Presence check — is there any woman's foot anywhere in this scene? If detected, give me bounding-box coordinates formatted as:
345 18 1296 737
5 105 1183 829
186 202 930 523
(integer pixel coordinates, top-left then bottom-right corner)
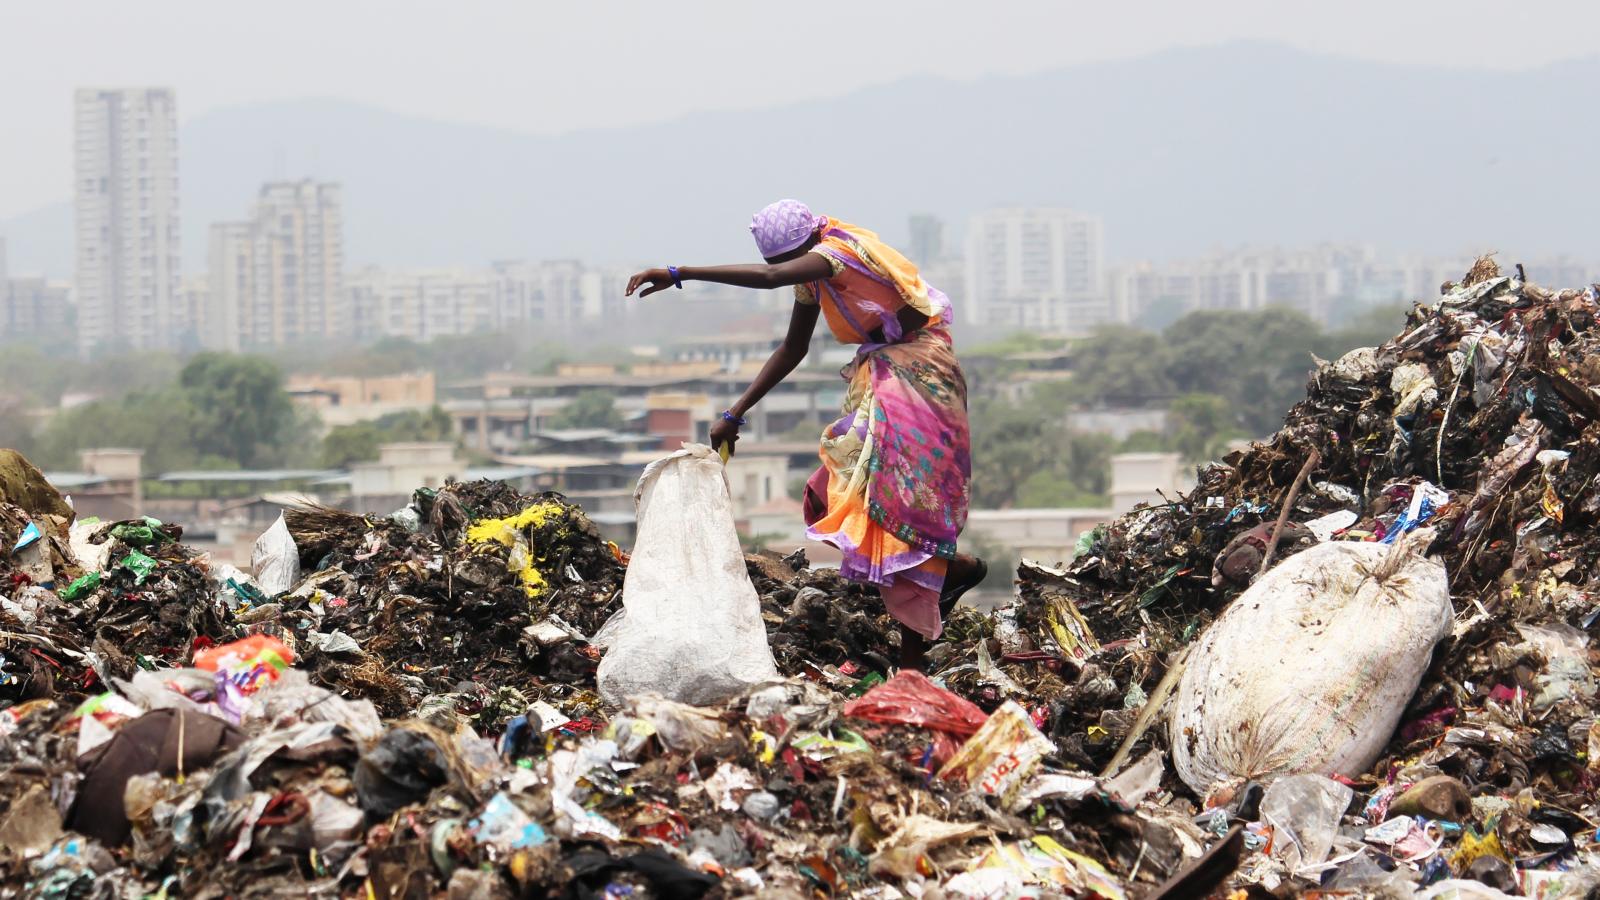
939 554 989 617
898 557 989 672
899 624 930 671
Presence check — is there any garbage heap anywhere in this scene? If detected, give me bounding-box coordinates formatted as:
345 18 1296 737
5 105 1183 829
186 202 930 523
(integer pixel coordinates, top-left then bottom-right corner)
9 463 1159 898
998 259 1600 894
1 259 1599 897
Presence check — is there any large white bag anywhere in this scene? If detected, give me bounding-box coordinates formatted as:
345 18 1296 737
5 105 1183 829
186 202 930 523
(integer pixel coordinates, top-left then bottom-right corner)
596 445 778 706
1170 528 1451 794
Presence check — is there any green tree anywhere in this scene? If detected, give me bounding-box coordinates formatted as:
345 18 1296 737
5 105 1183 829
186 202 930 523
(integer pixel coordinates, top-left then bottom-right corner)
320 407 455 468
1067 326 1176 408
1167 393 1246 462
36 389 204 473
548 390 623 430
1160 308 1324 436
179 353 298 468
0 396 40 458
1322 304 1410 357
969 398 1114 509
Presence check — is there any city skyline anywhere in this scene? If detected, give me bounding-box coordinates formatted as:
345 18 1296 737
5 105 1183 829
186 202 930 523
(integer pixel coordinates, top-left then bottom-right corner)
14 79 1600 353
3 36 1598 281
6 2 1598 219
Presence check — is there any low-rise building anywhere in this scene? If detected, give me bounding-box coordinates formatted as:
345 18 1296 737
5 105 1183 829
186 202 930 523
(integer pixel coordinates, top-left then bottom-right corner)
1109 452 1194 514
348 442 465 509
287 372 437 427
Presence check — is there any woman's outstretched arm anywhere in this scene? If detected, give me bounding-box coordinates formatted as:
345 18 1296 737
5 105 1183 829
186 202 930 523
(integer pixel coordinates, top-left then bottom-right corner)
626 253 833 297
708 300 821 454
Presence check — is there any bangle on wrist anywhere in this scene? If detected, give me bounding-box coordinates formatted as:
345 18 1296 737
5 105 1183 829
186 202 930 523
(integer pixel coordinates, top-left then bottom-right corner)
668 266 683 289
721 410 747 426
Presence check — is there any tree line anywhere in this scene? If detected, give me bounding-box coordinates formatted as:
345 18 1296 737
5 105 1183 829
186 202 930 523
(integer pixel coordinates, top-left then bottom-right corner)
968 304 1406 508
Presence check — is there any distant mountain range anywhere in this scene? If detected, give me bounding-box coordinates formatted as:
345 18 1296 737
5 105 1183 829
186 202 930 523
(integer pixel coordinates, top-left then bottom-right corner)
3 41 1597 278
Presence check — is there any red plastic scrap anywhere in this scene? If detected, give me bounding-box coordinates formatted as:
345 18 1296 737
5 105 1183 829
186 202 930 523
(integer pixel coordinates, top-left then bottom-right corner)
630 802 690 845
28 649 63 672
256 792 310 828
782 747 807 783
840 670 988 738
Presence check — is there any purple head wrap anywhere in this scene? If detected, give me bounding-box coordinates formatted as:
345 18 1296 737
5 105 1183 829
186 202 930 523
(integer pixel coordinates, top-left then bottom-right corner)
750 199 825 259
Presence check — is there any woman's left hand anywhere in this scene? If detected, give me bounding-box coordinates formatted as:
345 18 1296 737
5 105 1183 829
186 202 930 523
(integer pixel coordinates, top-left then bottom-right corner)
626 268 674 297
709 418 741 457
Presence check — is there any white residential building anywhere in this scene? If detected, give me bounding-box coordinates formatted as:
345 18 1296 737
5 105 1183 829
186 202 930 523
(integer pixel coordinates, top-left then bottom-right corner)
907 214 946 266
1107 245 1498 328
2 277 72 340
74 88 182 355
348 267 497 342
204 180 344 350
491 260 628 326
964 208 1107 334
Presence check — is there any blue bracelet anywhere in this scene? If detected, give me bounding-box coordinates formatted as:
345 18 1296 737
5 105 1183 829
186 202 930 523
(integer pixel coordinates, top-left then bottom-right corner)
721 410 747 426
668 265 683 289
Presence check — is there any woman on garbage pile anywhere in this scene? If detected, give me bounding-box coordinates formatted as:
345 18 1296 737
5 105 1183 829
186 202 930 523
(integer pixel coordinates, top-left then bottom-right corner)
626 199 986 670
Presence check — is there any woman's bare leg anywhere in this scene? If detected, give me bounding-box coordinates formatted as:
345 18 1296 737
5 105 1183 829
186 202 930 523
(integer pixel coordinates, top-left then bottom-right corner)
900 624 930 670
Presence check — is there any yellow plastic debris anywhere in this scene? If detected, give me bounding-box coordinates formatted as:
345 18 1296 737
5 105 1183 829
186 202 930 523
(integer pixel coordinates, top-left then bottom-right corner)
465 500 566 546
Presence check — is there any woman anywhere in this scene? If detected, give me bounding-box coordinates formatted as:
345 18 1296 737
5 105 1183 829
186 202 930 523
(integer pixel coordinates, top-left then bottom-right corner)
626 199 986 670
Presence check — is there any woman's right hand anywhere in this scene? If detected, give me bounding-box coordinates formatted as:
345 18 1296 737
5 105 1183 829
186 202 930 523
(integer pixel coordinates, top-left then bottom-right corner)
626 268 674 297
709 418 741 457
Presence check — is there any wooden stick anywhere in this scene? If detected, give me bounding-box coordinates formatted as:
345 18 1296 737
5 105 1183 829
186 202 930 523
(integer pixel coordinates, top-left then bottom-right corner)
1258 449 1323 575
1100 644 1191 779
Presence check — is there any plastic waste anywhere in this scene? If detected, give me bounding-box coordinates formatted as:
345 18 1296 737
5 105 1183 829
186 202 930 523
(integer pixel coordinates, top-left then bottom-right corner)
546 739 623 839
741 791 781 822
470 792 547 851
208 563 262 610
0 584 54 626
1305 509 1359 541
251 513 301 596
595 445 777 705
943 835 1126 900
870 814 989 881
68 517 112 572
192 634 295 696
354 726 456 821
305 790 364 847
1415 879 1522 900
1171 529 1452 792
938 700 1057 805
304 630 361 655
624 694 727 752
109 517 167 548
1259 774 1353 874
841 670 989 738
1515 623 1595 710
59 571 100 602
702 762 757 812
254 670 383 740
1105 749 1164 806
118 550 157 585
1380 481 1449 543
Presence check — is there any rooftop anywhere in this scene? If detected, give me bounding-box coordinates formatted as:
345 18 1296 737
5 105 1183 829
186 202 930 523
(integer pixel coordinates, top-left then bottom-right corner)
42 473 110 489
158 469 342 483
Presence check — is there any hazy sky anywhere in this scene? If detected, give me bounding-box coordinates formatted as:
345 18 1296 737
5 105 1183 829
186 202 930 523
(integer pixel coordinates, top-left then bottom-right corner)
2 0 1597 218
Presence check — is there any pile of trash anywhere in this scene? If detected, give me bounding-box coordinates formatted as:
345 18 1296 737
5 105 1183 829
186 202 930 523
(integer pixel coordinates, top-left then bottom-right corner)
1006 259 1600 893
1 259 1598 897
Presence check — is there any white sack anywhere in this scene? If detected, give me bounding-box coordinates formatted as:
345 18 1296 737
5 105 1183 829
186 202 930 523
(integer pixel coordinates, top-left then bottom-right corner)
252 513 301 597
1170 528 1451 794
596 445 778 706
